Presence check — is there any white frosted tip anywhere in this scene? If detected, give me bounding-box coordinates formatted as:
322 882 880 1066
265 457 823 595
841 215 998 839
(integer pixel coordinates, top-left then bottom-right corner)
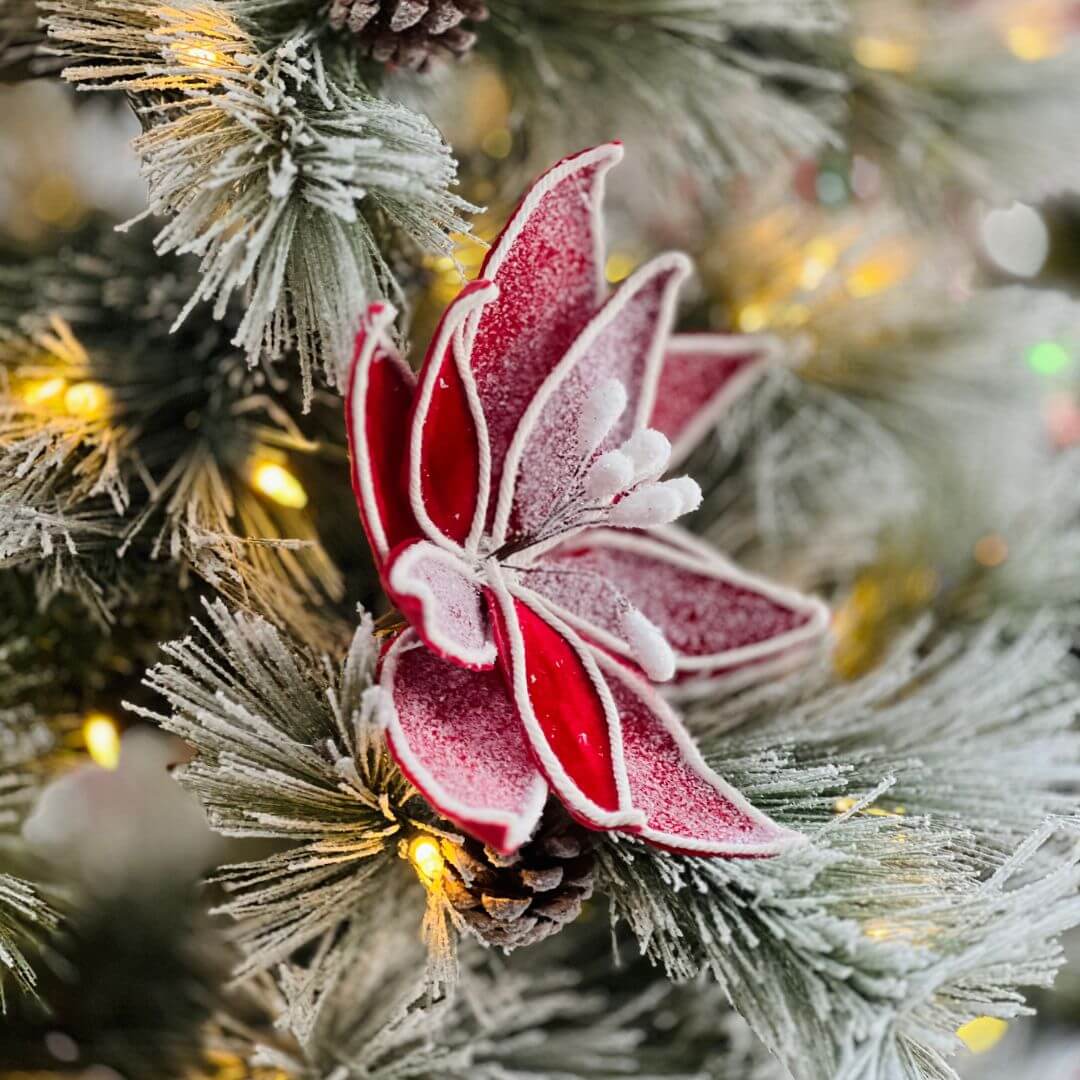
578 378 628 453
607 482 683 527
621 428 672 481
585 450 635 501
667 476 703 514
620 608 676 682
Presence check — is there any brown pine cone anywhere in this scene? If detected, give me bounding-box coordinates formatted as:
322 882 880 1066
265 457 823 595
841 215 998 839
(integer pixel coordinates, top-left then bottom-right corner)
438 807 595 950
326 0 489 73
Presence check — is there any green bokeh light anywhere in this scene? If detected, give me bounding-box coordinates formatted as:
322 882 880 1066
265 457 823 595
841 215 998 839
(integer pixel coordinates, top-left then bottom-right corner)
1027 341 1073 377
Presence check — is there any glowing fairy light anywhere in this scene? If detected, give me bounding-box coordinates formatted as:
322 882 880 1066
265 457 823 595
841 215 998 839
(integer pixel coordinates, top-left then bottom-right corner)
407 836 444 884
604 252 637 284
834 796 906 817
63 381 110 419
250 461 308 509
845 245 914 298
21 376 67 407
853 35 920 73
956 1016 1009 1053
183 44 221 65
736 302 769 333
83 713 121 770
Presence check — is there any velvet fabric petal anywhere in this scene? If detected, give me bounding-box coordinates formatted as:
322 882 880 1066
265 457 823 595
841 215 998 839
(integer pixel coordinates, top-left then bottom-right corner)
653 334 778 469
345 303 420 569
486 565 643 832
464 144 624 524
379 631 547 855
526 527 829 679
492 253 691 544
384 540 497 671
408 279 500 553
596 653 803 857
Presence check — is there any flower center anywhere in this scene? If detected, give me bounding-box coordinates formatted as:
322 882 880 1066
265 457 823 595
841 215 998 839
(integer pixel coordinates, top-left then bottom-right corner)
496 377 702 562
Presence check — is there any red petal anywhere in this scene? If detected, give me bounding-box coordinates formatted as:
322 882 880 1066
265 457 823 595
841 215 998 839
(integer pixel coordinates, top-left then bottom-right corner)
345 304 420 568
524 527 828 684
493 253 691 544
652 334 778 469
466 144 624 523
597 653 801 857
380 631 547 855
486 566 642 831
384 540 496 671
408 280 499 552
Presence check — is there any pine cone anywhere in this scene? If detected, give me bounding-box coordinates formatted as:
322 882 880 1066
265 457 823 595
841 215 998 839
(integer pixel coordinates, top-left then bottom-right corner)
327 0 488 72
439 807 595 950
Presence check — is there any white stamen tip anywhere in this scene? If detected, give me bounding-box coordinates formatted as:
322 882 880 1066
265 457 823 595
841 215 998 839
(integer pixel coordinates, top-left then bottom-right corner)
607 483 683 527
585 450 635 501
668 476 703 514
578 378 628 453
620 608 676 682
621 428 671 481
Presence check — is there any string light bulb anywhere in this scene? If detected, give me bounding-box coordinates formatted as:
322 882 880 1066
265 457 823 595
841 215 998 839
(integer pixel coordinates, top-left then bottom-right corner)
852 35 921 73
83 713 121 770
956 1016 1009 1053
249 460 308 509
407 835 445 885
21 376 67 407
63 381 110 419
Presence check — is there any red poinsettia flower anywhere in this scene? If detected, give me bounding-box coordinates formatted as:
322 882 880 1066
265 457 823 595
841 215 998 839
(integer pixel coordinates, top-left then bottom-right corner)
346 143 828 858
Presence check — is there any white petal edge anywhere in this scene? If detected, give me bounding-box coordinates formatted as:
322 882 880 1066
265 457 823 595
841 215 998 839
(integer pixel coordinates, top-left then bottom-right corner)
378 630 548 853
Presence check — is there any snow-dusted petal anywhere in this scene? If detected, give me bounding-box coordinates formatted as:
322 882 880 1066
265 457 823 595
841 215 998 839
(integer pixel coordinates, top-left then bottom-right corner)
408 279 500 553
379 631 547 855
486 564 643 832
652 334 779 469
596 653 803 857
526 528 829 678
345 303 419 568
494 253 691 543
385 540 497 671
464 144 624 524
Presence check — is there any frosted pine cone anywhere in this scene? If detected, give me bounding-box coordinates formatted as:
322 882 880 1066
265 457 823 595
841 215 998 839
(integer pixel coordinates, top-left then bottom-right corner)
327 0 488 72
438 806 596 950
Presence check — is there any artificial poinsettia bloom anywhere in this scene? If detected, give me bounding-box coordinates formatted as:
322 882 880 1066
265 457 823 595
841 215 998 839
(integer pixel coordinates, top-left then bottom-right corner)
346 143 828 858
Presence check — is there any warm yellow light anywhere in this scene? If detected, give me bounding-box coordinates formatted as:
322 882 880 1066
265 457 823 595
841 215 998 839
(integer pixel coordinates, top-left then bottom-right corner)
973 533 1009 568
63 381 110 419
179 44 223 67
250 462 308 509
83 713 121 770
1004 24 1063 61
605 252 637 284
408 836 444 883
846 247 914 298
853 35 920 73
737 302 769 332
22 376 67 407
957 1016 1009 1053
800 238 839 290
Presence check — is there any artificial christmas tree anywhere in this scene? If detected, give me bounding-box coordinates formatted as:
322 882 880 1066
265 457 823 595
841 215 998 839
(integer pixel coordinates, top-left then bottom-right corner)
4 2 1080 1079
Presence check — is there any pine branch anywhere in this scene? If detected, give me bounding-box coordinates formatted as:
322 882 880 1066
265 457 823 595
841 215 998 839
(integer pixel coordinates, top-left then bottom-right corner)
600 816 1080 1080
470 0 846 191
131 599 449 986
40 1 475 396
0 220 346 643
0 645 60 1012
850 27 1080 211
